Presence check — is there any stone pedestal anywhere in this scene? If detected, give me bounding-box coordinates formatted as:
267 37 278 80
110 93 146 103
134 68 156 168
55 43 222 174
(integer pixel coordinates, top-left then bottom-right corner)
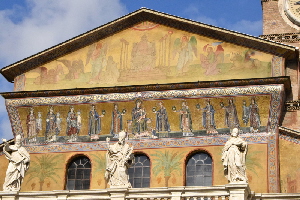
108 188 128 200
225 183 251 200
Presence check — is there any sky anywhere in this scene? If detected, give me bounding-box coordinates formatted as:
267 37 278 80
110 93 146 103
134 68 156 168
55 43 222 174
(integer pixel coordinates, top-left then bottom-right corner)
0 0 263 140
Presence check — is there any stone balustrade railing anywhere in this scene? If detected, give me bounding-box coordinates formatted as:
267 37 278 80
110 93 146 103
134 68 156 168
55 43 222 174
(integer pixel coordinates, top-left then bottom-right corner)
252 193 300 200
125 186 231 200
0 185 242 200
1 184 300 200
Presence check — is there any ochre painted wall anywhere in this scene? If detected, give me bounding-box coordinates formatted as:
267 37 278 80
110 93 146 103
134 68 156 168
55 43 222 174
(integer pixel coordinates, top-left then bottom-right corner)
279 138 300 193
0 143 268 193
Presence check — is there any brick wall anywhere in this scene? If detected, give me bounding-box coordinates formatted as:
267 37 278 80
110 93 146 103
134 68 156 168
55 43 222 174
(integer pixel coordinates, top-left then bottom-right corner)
262 0 298 34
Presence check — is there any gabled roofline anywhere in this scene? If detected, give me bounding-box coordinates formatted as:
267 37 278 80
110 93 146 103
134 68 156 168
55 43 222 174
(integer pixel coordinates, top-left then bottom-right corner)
0 8 298 82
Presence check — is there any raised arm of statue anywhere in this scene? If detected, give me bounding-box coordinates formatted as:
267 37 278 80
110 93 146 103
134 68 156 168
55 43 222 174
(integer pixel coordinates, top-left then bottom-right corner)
2 142 12 161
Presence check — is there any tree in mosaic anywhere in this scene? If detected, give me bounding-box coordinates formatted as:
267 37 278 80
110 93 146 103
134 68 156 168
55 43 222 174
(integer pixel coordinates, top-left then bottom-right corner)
151 150 184 187
26 154 62 191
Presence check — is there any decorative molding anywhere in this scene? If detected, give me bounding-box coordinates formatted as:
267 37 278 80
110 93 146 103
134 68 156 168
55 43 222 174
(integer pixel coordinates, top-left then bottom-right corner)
260 33 300 43
279 126 300 141
272 56 285 76
23 133 269 154
285 100 300 111
0 77 291 99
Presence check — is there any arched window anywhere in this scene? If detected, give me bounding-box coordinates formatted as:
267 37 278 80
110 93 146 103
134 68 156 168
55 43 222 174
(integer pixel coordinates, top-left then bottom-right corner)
186 152 212 186
66 156 91 190
128 154 150 188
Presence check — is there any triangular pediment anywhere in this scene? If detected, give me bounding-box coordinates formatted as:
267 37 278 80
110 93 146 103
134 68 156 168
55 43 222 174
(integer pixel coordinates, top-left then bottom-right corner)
1 8 297 91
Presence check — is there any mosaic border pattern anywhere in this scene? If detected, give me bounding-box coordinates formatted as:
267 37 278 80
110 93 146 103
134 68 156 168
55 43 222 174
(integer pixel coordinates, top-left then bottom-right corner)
268 134 279 193
272 55 284 77
23 133 269 153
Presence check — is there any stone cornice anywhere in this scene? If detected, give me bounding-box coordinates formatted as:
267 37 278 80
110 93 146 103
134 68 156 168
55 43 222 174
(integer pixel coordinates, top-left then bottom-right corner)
0 76 291 99
285 100 300 111
279 126 300 138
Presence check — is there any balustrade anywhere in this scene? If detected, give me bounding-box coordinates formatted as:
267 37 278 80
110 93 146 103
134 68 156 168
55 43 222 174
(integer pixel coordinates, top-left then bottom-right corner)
1 184 300 200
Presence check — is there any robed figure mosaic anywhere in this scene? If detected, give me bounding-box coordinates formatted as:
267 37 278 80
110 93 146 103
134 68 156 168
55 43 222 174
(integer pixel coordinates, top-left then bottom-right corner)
201 100 217 134
222 128 248 183
154 101 171 133
2 135 30 191
242 98 261 133
66 106 80 142
105 131 134 188
221 99 240 130
88 104 101 138
110 104 124 138
26 107 37 143
45 106 56 142
174 101 193 136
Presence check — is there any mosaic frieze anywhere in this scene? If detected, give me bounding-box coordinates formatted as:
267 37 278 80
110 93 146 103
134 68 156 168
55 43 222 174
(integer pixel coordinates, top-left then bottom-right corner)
6 84 284 144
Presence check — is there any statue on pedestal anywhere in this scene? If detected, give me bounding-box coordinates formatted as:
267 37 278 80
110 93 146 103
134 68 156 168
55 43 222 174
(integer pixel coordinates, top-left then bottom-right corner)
2 135 30 191
105 131 134 188
222 128 248 183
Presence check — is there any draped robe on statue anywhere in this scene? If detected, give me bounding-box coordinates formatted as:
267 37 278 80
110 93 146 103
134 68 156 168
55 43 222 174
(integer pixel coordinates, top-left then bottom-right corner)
3 144 30 191
105 140 133 188
222 135 248 183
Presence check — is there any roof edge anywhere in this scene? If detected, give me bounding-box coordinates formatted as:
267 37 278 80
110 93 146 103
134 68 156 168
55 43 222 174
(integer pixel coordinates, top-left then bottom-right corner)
0 8 298 82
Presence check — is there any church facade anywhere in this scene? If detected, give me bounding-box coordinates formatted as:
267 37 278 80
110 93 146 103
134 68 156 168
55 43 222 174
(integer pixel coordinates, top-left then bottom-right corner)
0 3 300 198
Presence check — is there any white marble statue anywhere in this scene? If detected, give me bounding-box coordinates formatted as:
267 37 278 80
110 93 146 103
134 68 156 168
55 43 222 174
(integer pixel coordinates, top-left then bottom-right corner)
105 131 134 188
221 128 248 183
2 135 30 191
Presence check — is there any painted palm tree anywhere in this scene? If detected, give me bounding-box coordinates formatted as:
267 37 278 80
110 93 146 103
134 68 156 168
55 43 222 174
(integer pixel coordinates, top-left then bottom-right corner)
246 150 263 176
91 153 107 187
151 150 184 187
26 154 63 191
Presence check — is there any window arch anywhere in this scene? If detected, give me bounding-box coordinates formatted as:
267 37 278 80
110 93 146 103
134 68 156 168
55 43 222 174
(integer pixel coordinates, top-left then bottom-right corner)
128 154 150 188
66 155 91 190
186 152 213 186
